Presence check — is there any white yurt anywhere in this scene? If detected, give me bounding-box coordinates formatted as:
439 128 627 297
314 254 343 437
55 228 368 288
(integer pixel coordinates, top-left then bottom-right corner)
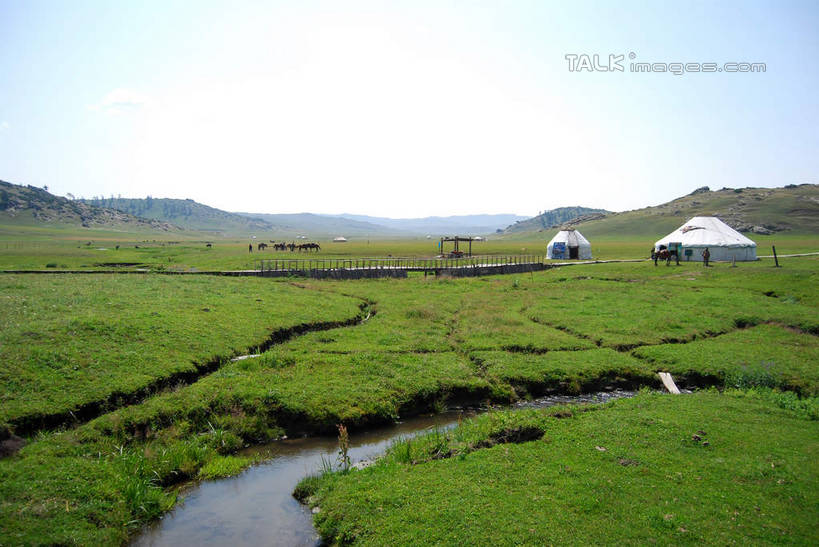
546 229 592 259
654 217 756 262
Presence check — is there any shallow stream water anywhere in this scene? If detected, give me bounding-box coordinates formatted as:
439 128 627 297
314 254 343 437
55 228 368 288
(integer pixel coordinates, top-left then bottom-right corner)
133 390 635 546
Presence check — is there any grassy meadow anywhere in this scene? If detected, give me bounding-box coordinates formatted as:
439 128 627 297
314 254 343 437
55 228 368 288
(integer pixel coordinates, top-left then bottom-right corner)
1 224 817 272
303 390 819 545
0 274 363 429
0 237 817 544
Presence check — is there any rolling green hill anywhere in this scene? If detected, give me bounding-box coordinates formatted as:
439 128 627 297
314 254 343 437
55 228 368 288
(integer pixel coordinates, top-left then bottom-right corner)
81 197 274 235
0 180 180 233
502 206 610 234
502 184 819 240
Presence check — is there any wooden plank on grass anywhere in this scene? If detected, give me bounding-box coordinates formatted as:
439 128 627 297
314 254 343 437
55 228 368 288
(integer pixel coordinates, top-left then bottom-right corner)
658 372 681 394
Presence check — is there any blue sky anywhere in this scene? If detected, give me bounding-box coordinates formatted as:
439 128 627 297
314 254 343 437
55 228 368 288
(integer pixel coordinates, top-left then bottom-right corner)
1 0 816 217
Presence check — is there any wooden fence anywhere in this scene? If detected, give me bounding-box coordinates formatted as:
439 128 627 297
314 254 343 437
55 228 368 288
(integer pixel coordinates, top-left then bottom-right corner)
255 255 547 278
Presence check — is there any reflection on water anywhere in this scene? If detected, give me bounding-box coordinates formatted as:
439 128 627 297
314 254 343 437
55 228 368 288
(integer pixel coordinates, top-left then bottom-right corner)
133 390 635 546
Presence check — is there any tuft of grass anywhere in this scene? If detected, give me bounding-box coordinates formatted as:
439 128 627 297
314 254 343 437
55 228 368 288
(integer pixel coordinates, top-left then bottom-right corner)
197 455 253 480
292 474 323 502
724 362 778 390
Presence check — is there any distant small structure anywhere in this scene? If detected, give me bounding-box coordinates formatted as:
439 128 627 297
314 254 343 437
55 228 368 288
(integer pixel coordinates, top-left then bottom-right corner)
333 236 348 243
547 229 592 260
439 236 480 258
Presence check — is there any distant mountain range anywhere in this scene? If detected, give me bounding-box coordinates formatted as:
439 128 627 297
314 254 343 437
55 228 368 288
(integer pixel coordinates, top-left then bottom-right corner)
234 212 410 237
235 212 529 237
2 182 527 237
80 197 526 236
327 213 529 235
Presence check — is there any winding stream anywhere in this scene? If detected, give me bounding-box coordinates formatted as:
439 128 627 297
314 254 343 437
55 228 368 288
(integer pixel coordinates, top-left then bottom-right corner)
133 390 635 546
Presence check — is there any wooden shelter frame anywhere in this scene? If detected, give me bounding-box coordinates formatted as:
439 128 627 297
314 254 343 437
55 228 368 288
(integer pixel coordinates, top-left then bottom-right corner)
439 236 478 257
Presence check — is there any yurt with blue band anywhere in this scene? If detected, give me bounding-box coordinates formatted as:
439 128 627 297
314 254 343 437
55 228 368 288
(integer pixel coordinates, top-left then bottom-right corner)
546 228 592 260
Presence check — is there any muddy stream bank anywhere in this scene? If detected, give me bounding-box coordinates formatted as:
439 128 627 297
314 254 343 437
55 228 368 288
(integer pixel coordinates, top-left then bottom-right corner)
133 390 636 547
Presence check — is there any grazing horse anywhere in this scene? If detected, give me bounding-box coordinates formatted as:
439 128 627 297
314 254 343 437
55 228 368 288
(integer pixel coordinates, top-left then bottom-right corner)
258 242 268 251
206 243 212 248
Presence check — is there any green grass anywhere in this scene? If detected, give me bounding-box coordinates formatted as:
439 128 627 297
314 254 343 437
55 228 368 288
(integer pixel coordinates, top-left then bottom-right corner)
305 390 819 545
525 262 818 348
198 455 254 479
471 349 655 395
0 274 363 427
633 324 819 395
0 257 817 544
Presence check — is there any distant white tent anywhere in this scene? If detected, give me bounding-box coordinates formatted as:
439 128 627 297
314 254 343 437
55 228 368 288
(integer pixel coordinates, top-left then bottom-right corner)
547 229 592 260
654 217 756 262
333 236 348 243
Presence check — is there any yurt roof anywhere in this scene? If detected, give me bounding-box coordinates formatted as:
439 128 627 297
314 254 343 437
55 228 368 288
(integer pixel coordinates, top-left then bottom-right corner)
655 217 756 248
548 229 591 247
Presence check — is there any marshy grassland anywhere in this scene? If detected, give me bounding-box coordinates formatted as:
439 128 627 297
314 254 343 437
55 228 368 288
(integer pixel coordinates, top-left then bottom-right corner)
0 251 817 545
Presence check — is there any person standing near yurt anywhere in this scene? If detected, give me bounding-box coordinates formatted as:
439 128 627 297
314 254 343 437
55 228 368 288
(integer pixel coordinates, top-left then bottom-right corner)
702 247 711 267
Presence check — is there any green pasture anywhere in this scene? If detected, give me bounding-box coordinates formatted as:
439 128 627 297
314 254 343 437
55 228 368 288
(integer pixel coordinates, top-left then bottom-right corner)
0 275 362 427
304 390 819 545
1 219 816 271
0 256 817 544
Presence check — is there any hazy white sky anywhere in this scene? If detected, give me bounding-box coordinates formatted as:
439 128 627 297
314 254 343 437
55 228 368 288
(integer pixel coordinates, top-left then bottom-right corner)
1 0 817 217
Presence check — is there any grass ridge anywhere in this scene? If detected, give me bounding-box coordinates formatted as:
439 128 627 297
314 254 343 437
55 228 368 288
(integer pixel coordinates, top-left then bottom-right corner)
8 302 371 438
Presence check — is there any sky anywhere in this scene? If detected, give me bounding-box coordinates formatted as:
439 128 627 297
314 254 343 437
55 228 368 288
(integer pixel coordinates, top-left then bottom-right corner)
1 0 817 218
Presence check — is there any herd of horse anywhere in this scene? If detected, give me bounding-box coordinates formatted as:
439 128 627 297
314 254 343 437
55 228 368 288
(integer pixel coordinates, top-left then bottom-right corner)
255 241 321 252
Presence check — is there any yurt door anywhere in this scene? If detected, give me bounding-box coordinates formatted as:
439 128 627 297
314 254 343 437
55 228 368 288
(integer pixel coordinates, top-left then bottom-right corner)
569 246 579 259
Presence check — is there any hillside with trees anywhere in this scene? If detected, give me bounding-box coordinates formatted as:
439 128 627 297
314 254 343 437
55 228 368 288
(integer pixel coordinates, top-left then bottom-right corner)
501 206 610 234
81 196 274 234
0 180 179 231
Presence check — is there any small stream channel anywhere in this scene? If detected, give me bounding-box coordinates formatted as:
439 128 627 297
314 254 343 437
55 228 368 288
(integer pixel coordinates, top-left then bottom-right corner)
133 390 636 546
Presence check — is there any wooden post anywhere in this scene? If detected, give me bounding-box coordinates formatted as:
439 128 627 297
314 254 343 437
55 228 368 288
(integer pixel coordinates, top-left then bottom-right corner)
772 245 780 267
